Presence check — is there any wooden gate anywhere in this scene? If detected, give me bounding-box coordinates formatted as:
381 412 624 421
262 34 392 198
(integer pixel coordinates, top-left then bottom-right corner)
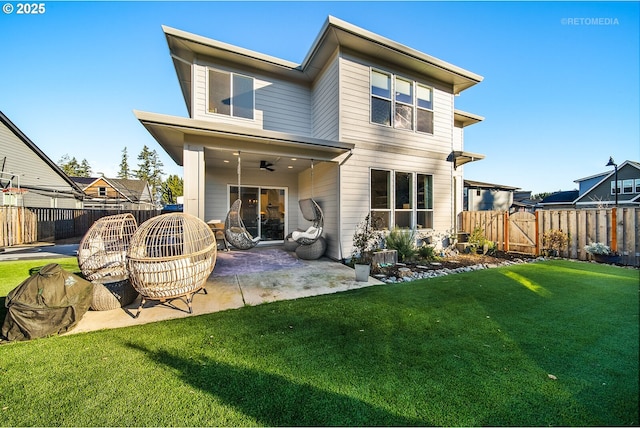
507 212 536 254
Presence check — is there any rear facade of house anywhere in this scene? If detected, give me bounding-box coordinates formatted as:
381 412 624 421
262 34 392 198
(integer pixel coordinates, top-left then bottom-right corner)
137 16 485 260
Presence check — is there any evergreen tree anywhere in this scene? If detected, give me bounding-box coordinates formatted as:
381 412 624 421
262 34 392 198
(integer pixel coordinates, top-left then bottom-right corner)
161 174 184 204
118 147 130 179
58 154 91 177
134 145 164 203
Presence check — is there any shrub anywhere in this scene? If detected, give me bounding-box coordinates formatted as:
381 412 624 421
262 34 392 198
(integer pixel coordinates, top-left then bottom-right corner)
385 227 417 262
584 242 613 255
417 244 438 261
467 226 495 254
542 229 569 256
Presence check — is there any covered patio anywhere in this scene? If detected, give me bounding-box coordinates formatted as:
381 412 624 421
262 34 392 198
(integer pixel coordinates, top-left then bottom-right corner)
71 246 381 334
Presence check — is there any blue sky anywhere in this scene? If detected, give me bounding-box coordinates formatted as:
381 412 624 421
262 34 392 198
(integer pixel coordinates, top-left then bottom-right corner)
1 1 638 195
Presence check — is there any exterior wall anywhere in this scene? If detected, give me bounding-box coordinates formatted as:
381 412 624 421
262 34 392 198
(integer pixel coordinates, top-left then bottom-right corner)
339 148 455 258
0 119 80 209
204 162 301 239
192 62 312 136
311 51 340 140
338 51 454 153
466 188 514 211
297 161 339 258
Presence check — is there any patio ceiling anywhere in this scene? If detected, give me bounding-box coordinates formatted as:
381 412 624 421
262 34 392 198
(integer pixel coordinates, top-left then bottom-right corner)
134 111 354 169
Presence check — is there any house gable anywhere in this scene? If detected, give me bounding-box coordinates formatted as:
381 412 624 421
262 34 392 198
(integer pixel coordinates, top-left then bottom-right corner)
0 111 83 208
575 160 640 207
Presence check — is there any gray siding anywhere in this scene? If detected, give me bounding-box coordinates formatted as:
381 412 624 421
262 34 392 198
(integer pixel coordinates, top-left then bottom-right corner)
311 52 340 140
338 52 454 152
0 120 79 209
192 63 312 136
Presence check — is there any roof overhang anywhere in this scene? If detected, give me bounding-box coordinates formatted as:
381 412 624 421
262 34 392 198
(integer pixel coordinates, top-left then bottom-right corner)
134 110 354 167
454 109 484 127
163 16 484 109
447 150 485 170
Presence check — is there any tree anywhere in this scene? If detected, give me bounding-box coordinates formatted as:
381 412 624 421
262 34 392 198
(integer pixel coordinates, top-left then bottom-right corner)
118 147 130 179
161 174 183 204
532 192 554 201
58 154 91 177
134 145 164 203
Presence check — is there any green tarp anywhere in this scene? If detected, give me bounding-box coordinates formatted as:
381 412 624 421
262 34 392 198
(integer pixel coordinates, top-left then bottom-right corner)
2 263 93 341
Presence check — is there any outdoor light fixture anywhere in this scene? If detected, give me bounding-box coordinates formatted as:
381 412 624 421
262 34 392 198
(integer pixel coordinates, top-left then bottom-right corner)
606 156 618 207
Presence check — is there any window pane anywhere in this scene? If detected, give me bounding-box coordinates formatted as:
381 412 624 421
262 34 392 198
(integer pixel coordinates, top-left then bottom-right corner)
417 174 432 209
417 109 434 134
233 74 254 119
371 210 390 230
395 78 413 104
635 179 640 193
371 97 391 126
623 179 633 193
371 169 390 209
395 211 412 228
395 172 412 209
208 70 231 115
417 85 432 109
394 104 413 130
417 211 433 229
371 70 391 98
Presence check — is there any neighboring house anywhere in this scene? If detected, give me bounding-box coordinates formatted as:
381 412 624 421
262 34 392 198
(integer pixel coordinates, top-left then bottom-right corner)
537 160 640 209
511 191 537 213
463 180 520 212
71 176 156 210
574 160 640 208
135 16 485 259
537 190 580 210
0 111 84 208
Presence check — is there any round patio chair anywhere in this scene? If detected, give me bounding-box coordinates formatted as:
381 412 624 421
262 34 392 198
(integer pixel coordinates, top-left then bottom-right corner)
77 213 138 281
127 213 217 318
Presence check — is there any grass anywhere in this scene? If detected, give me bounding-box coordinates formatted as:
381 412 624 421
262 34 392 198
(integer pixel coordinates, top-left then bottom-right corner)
0 259 637 426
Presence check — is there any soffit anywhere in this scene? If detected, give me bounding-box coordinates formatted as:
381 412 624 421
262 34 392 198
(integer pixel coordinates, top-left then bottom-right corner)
134 111 353 171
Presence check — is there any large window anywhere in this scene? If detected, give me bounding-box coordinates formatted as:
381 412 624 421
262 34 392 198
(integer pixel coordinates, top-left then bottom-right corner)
370 69 433 134
370 169 434 230
208 69 254 119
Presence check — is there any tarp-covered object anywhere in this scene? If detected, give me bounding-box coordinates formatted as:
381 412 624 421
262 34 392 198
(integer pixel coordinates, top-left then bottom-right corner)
2 263 93 341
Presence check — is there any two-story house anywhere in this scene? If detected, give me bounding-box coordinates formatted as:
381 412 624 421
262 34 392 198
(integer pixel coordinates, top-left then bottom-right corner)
70 176 156 210
135 16 485 260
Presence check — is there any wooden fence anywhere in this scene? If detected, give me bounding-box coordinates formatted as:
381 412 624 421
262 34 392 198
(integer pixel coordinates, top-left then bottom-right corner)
1 207 161 245
459 208 640 267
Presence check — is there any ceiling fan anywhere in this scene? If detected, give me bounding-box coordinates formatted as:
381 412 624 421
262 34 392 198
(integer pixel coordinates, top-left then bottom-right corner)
260 160 275 172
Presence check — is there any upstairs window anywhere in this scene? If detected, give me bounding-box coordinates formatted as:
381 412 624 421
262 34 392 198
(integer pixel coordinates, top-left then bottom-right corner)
98 187 107 197
370 69 434 134
208 69 254 119
371 70 392 126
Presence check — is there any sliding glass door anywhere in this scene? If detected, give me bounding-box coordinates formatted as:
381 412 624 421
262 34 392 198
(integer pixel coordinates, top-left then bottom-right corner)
229 186 286 242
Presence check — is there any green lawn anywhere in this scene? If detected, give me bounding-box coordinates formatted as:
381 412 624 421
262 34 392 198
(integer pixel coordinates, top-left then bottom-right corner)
0 259 637 426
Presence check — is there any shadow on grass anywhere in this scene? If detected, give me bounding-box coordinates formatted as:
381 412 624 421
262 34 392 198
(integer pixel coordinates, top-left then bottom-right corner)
126 342 427 427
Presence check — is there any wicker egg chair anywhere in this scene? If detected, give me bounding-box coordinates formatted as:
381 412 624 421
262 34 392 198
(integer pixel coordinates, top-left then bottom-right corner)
78 213 138 281
127 213 217 318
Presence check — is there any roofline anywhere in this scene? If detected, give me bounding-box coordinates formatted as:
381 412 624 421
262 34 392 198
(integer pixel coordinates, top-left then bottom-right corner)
454 109 484 127
306 16 484 85
0 111 85 197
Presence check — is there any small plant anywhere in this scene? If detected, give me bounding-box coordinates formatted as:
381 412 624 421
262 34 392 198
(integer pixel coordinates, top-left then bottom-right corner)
351 214 384 264
584 242 613 256
385 227 417 262
417 244 438 261
467 226 494 254
542 229 569 256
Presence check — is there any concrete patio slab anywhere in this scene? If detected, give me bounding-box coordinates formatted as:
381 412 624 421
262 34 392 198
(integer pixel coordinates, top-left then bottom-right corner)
70 248 381 335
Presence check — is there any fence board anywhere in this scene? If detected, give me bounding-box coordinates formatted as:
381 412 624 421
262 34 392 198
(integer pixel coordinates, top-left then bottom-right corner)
459 208 640 267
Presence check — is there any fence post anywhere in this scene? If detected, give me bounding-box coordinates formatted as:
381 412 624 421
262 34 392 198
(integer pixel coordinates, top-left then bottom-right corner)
534 210 540 256
503 211 509 252
611 208 617 253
